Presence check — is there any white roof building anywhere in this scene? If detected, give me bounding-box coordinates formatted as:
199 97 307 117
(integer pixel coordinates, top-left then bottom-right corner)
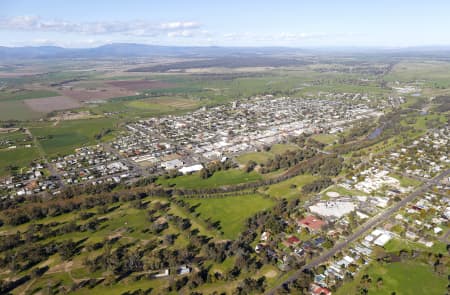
179 164 203 174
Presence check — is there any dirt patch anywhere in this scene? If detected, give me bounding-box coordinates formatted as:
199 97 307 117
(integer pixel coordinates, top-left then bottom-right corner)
264 270 277 278
107 80 174 91
24 96 82 112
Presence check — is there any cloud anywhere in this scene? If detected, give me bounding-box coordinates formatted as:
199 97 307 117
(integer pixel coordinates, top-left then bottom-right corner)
0 15 203 37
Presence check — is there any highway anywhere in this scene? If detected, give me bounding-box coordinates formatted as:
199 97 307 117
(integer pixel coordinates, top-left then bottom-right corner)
266 168 450 294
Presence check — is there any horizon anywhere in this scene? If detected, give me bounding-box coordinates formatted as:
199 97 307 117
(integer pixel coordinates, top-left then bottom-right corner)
1 1 450 48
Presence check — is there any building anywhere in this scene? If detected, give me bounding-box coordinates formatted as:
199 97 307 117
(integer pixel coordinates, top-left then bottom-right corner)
298 215 326 232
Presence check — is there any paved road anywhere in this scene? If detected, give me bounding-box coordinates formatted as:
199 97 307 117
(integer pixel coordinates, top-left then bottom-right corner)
266 168 450 295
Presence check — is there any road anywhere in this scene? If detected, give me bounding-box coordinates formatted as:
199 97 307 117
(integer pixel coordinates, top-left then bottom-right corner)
266 168 450 295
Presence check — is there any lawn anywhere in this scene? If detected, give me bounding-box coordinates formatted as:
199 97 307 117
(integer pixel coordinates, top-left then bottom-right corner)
336 261 447 295
185 194 275 239
158 169 262 189
30 118 119 157
264 174 319 199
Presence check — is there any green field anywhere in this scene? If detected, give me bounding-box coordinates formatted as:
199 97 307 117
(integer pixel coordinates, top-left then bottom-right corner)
236 143 300 165
264 174 319 199
0 147 41 176
336 261 447 295
185 194 275 239
389 173 422 187
0 89 59 102
269 143 300 154
311 133 338 145
236 151 273 165
30 118 118 157
158 169 262 189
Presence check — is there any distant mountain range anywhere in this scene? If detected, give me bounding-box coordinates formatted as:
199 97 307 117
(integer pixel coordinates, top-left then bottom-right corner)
0 43 449 59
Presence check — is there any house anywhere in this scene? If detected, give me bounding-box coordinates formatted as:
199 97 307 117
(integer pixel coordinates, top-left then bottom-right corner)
177 265 191 275
261 231 270 242
298 215 326 232
284 236 301 247
310 283 332 295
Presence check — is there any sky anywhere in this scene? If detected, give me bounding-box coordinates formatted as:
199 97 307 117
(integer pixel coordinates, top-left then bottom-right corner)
0 0 449 48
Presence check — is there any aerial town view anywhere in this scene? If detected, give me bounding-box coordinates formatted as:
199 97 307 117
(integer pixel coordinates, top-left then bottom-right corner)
0 1 449 295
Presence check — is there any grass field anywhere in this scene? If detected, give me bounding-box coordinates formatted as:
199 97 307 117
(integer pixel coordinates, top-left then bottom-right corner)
270 143 300 154
311 133 338 145
389 173 422 187
264 174 319 199
336 261 447 295
185 194 275 239
384 238 448 255
0 146 41 176
30 118 118 157
236 143 300 165
236 151 273 165
158 169 262 189
0 89 59 102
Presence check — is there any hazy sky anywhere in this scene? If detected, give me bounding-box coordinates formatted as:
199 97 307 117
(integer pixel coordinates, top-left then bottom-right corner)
1 0 449 48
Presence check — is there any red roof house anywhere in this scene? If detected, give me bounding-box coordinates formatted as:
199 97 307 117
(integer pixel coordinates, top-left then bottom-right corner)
298 215 326 232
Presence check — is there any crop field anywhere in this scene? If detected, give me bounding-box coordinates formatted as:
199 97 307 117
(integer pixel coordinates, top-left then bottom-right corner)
126 97 200 111
59 86 135 102
24 96 82 112
185 194 275 239
107 80 175 91
158 169 262 189
385 61 450 88
0 100 45 120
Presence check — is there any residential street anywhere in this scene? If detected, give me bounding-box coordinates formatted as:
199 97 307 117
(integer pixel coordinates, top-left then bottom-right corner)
266 168 450 295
